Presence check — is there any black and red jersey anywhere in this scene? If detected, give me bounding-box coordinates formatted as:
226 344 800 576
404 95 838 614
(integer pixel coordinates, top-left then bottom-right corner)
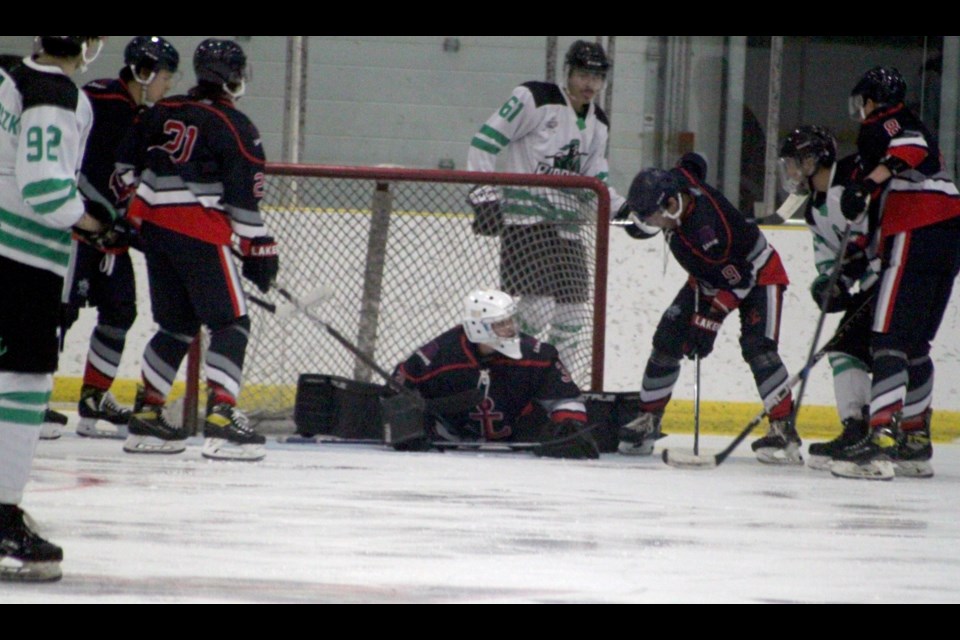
393 326 586 441
665 166 789 313
117 92 267 245
857 103 960 237
79 77 139 222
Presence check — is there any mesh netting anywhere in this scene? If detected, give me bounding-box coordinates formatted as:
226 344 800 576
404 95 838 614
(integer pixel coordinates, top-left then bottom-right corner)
225 167 608 420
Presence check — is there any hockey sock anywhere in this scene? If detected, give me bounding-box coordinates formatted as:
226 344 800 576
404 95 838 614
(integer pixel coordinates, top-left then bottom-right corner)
142 329 194 400
828 353 871 421
82 324 129 390
550 303 584 367
903 354 934 422
869 348 909 428
748 351 792 420
516 295 553 338
0 372 51 504
638 350 680 412
204 317 250 404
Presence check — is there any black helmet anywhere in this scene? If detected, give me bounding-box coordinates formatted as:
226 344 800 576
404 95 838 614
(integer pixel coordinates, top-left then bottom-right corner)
125 36 180 75
37 36 100 58
194 38 246 86
626 168 684 220
565 40 610 76
779 125 837 169
851 66 906 107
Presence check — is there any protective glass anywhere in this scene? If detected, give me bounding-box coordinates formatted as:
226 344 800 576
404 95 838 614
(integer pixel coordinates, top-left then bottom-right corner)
490 316 518 339
777 157 812 195
848 94 866 121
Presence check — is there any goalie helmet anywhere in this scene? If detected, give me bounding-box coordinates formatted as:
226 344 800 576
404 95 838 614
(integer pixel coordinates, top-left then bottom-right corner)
565 40 610 77
778 125 837 194
625 168 684 221
194 39 247 90
125 36 180 76
462 289 522 359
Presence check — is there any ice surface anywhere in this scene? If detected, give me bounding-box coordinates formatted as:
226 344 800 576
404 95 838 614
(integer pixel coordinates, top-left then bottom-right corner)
4 414 959 603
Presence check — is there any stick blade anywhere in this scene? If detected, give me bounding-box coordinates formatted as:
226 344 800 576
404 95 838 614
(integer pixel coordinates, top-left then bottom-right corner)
661 448 718 469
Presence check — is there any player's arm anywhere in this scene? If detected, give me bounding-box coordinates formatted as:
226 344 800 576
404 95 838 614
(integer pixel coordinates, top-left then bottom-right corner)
466 84 538 173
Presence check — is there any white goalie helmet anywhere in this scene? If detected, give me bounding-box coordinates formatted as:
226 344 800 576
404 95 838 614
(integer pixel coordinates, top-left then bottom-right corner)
462 289 522 359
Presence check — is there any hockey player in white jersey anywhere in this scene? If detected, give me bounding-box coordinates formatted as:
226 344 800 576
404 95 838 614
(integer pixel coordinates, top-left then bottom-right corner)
777 125 880 470
466 40 625 376
0 36 106 582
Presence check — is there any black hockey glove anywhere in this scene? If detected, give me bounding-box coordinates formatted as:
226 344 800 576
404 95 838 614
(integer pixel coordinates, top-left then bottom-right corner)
535 419 600 460
840 179 877 221
683 309 725 360
467 185 504 236
239 236 280 294
810 274 851 313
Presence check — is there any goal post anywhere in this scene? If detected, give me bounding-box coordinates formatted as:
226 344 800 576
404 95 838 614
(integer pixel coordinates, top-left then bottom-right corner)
184 163 612 427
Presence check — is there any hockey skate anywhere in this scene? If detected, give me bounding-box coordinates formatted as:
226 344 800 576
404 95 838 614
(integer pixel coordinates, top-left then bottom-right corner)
751 418 803 465
617 411 665 456
124 402 188 455
895 410 934 479
807 416 869 471
40 409 67 441
202 404 266 462
77 386 132 440
0 506 63 583
830 425 898 481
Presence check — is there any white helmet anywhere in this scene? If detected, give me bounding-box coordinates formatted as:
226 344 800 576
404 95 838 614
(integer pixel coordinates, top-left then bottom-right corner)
462 289 522 359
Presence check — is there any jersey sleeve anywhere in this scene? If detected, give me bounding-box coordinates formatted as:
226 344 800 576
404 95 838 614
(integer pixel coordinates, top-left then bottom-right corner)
216 113 268 239
581 119 626 213
16 96 91 229
466 84 538 173
534 352 586 423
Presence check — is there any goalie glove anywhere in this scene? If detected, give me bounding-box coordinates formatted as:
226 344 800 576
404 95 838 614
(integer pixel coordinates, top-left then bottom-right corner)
239 236 279 293
467 185 503 236
535 419 600 460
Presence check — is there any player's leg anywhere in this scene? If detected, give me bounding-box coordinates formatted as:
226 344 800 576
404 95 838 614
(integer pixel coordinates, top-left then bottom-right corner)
549 236 591 378
0 256 64 581
77 251 137 439
124 225 195 454
618 284 693 456
740 285 803 465
502 225 553 340
183 242 265 462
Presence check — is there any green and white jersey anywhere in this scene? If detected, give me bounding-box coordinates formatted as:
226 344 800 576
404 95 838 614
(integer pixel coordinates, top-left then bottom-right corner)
468 81 624 234
807 156 879 293
0 56 92 277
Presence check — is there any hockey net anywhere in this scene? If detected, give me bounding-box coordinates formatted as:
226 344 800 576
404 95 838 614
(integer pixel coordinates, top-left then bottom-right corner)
185 164 611 428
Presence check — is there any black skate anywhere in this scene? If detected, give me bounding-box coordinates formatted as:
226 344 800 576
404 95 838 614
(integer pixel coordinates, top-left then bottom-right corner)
77 386 132 440
830 425 898 481
807 416 869 471
751 418 803 465
124 403 188 455
895 410 934 479
617 411 665 456
202 404 266 462
0 505 63 583
40 409 67 441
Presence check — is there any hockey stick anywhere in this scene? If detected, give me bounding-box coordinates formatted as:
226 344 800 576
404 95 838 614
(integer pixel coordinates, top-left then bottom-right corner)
661 291 874 470
789 221 854 429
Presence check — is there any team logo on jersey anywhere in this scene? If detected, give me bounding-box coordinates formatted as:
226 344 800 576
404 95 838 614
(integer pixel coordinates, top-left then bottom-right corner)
535 141 584 176
696 226 719 252
470 396 510 440
884 119 902 137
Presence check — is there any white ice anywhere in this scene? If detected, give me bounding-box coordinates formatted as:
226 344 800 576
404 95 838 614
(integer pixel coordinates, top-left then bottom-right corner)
3 414 959 603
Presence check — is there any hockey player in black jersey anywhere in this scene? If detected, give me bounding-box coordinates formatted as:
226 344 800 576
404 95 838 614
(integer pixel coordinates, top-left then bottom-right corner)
116 39 277 462
831 66 960 480
389 289 599 459
616 154 799 464
59 36 181 441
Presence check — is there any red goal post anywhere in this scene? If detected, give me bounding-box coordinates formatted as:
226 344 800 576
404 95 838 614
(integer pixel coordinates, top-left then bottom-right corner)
184 163 612 427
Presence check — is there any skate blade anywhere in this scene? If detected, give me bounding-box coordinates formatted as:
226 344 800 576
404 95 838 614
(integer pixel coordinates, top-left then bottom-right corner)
894 460 934 479
201 438 265 462
39 426 62 440
0 559 63 583
755 446 804 466
830 460 895 481
123 435 187 455
805 454 833 471
77 419 129 440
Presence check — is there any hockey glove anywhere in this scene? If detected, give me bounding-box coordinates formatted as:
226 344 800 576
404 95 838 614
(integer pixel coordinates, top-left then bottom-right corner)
683 309 725 360
535 419 600 460
810 274 851 313
239 236 280 294
840 179 877 221
467 185 504 236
